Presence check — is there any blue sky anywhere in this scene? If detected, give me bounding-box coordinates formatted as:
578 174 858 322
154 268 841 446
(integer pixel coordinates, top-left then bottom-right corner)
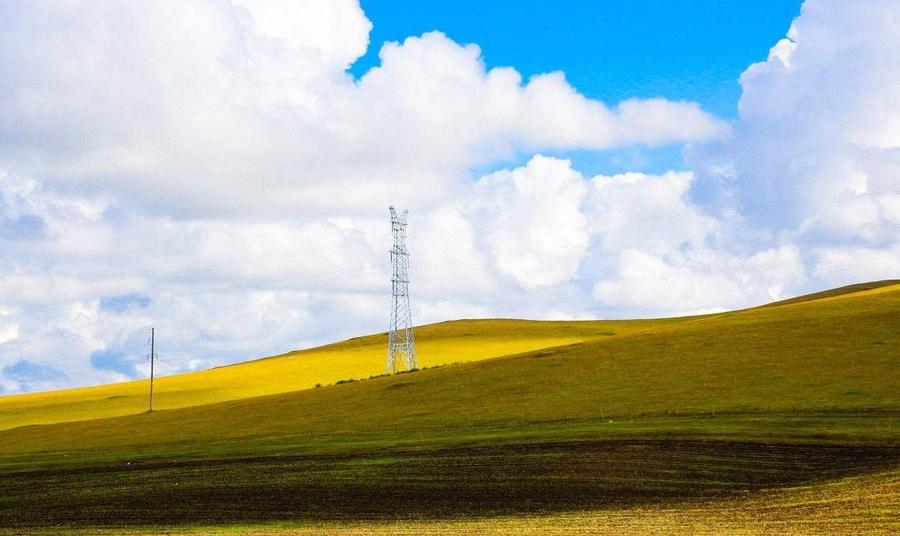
353 0 802 119
352 0 802 177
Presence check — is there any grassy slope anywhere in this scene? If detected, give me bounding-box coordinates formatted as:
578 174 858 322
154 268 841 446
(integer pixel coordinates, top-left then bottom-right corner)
762 279 899 307
1 282 897 465
0 318 682 430
0 282 897 531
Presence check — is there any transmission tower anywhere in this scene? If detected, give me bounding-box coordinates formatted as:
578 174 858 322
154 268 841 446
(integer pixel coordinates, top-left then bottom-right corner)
386 206 418 374
147 327 157 412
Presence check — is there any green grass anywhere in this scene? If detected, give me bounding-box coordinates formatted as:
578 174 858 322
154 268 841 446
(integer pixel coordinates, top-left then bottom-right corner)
25 470 891 536
0 317 685 430
761 279 899 307
1 439 896 528
0 281 897 532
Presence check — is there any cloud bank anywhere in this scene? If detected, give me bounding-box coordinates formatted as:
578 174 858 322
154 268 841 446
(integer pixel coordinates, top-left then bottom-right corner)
0 0 724 216
0 0 897 392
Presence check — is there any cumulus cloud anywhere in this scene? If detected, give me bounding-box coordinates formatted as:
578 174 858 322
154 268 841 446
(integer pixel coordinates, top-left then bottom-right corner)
0 320 17 346
0 0 897 393
583 169 804 316
592 246 805 316
474 155 589 288
812 244 900 286
468 157 807 317
587 171 718 254
232 0 371 70
0 1 724 217
688 0 900 285
414 206 497 295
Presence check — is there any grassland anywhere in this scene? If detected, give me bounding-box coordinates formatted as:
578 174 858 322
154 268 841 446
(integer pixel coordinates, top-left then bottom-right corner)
7 468 898 535
0 280 897 534
1 440 897 527
0 317 684 430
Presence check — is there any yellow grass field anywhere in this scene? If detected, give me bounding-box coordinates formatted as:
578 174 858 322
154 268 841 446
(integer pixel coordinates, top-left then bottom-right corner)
0 317 683 430
0 280 897 534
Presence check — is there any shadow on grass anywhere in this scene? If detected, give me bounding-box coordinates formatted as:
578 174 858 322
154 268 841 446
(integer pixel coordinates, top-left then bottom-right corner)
0 439 898 528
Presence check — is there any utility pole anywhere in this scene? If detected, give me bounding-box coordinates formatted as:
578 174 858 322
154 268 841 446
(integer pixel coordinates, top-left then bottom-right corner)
386 206 418 374
148 327 156 412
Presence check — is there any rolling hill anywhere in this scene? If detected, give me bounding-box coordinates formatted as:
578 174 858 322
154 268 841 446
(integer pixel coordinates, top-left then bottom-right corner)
2 279 894 432
0 317 686 430
0 280 897 533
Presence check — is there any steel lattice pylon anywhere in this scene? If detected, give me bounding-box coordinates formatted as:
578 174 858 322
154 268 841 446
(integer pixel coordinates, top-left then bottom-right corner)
386 206 418 374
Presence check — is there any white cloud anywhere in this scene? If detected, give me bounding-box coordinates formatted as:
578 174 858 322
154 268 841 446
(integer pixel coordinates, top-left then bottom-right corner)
0 1 724 217
688 0 900 250
1 0 897 393
231 0 371 70
415 299 493 326
0 324 17 345
812 244 900 286
474 155 589 288
587 170 718 254
414 206 497 295
583 170 805 316
592 246 804 317
467 159 807 317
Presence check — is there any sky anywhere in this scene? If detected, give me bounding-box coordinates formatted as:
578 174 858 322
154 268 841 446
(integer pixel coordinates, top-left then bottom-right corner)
0 0 898 393
354 0 801 117
356 0 803 177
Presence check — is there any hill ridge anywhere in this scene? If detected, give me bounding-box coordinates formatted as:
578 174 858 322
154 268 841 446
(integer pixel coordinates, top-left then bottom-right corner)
0 281 896 433
0 280 896 463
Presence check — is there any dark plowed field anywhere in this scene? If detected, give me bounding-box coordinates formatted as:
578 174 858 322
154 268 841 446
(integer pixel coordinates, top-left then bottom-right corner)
1 439 897 528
